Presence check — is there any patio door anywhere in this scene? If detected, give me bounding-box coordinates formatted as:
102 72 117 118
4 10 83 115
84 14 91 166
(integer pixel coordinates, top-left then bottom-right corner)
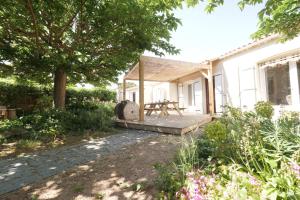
193 81 203 112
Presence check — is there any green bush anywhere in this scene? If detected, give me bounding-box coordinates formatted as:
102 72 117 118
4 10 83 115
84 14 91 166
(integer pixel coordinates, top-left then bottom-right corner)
0 103 114 142
66 87 116 107
66 103 114 132
255 101 274 119
154 163 182 198
0 81 50 112
158 102 300 199
0 79 116 113
204 121 227 145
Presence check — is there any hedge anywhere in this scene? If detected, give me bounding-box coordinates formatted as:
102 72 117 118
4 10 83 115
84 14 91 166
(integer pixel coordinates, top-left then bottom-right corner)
0 82 50 111
0 81 116 111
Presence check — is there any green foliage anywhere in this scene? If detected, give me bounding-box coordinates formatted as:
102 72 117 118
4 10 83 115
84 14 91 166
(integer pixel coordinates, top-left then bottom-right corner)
204 121 227 144
0 79 115 113
0 102 114 142
0 80 50 109
154 163 182 198
34 95 53 112
0 0 182 85
174 137 200 180
255 101 274 119
66 87 116 108
157 102 300 199
155 137 201 198
66 103 114 132
0 134 6 144
16 139 42 149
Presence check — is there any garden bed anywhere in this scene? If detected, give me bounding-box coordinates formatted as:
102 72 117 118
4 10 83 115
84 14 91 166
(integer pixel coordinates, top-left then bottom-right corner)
155 102 300 199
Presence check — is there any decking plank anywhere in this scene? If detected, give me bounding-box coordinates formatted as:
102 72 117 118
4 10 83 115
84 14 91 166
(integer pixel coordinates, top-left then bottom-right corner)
115 113 212 135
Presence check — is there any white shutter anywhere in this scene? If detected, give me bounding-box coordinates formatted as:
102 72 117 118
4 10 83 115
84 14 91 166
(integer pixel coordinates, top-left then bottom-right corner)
239 66 257 110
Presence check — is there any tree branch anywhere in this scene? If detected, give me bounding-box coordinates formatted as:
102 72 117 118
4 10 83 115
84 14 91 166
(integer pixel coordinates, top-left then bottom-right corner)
56 0 87 40
25 0 40 49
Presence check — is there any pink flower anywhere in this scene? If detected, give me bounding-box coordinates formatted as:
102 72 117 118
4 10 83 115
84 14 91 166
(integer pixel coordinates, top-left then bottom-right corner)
248 173 260 186
290 162 300 180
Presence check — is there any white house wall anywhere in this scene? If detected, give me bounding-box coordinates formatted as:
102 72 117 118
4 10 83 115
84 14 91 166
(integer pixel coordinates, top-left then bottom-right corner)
214 36 300 111
125 82 179 105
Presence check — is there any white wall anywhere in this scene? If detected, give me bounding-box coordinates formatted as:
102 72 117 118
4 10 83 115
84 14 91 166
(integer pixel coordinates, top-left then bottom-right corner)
214 36 300 111
125 81 179 105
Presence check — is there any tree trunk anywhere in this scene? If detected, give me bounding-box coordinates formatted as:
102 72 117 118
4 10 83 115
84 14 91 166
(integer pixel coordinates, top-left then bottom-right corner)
54 68 67 109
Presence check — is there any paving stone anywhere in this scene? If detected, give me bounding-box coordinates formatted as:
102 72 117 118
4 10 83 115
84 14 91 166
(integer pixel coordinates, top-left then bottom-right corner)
0 130 158 195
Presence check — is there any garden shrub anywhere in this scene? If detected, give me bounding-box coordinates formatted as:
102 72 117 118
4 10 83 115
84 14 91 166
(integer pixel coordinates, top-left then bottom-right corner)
65 103 114 132
156 101 300 199
66 87 116 106
204 121 227 145
154 163 182 199
255 101 274 119
0 103 114 142
0 81 50 112
0 79 116 113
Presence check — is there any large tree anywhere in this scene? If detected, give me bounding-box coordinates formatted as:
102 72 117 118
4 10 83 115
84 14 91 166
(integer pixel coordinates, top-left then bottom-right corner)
0 0 182 108
201 0 300 40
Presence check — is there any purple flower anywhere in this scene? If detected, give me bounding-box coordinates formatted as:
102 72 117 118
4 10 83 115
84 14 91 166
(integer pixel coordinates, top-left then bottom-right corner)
248 173 260 186
290 162 300 180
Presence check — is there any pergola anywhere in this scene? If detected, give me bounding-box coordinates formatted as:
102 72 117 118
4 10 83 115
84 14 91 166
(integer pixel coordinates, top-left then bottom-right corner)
123 56 215 121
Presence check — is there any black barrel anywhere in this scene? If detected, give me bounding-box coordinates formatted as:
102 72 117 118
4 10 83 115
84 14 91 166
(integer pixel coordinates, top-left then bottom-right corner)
115 100 129 120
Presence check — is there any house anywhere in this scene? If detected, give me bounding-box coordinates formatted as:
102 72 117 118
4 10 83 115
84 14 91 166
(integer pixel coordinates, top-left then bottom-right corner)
122 35 300 117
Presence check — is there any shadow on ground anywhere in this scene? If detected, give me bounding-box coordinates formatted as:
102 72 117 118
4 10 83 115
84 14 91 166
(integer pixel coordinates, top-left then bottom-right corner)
1 134 183 200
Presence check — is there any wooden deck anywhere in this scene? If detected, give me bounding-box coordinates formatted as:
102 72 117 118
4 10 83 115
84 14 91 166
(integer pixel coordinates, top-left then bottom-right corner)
115 112 212 135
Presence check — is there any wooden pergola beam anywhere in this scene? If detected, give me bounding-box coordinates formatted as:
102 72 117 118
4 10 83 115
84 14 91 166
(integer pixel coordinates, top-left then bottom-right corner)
208 62 215 114
123 78 126 101
139 57 144 121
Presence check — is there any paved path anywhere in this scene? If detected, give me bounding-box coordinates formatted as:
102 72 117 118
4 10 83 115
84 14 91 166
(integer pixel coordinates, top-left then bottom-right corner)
0 130 158 195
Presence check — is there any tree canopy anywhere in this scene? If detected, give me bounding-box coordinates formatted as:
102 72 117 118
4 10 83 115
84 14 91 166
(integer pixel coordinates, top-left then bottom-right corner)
0 0 184 107
0 0 183 84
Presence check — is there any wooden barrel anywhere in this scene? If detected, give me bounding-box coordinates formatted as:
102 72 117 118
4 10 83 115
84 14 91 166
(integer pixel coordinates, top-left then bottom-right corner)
115 101 139 120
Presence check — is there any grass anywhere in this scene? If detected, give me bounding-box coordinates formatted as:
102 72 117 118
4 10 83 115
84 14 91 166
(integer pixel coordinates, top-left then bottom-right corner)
16 139 42 149
72 183 84 193
95 192 105 199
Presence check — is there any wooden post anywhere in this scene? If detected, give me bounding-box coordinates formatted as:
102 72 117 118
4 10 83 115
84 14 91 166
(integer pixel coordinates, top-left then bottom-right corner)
123 78 126 101
208 62 215 114
139 57 145 121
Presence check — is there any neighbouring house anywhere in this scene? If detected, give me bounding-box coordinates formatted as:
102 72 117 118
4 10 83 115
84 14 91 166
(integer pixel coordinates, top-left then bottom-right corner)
121 35 300 116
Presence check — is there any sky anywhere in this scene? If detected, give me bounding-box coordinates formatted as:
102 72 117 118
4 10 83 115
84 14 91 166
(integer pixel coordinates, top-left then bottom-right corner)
145 1 265 62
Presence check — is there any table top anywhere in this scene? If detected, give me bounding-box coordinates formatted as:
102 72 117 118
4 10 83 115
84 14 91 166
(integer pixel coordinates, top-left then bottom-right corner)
145 101 179 106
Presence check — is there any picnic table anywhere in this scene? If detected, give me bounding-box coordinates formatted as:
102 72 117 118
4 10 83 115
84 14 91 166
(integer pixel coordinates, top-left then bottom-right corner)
144 101 185 117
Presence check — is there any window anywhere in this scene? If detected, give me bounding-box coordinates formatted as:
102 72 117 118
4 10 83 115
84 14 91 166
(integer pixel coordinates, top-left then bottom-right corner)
266 64 291 105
